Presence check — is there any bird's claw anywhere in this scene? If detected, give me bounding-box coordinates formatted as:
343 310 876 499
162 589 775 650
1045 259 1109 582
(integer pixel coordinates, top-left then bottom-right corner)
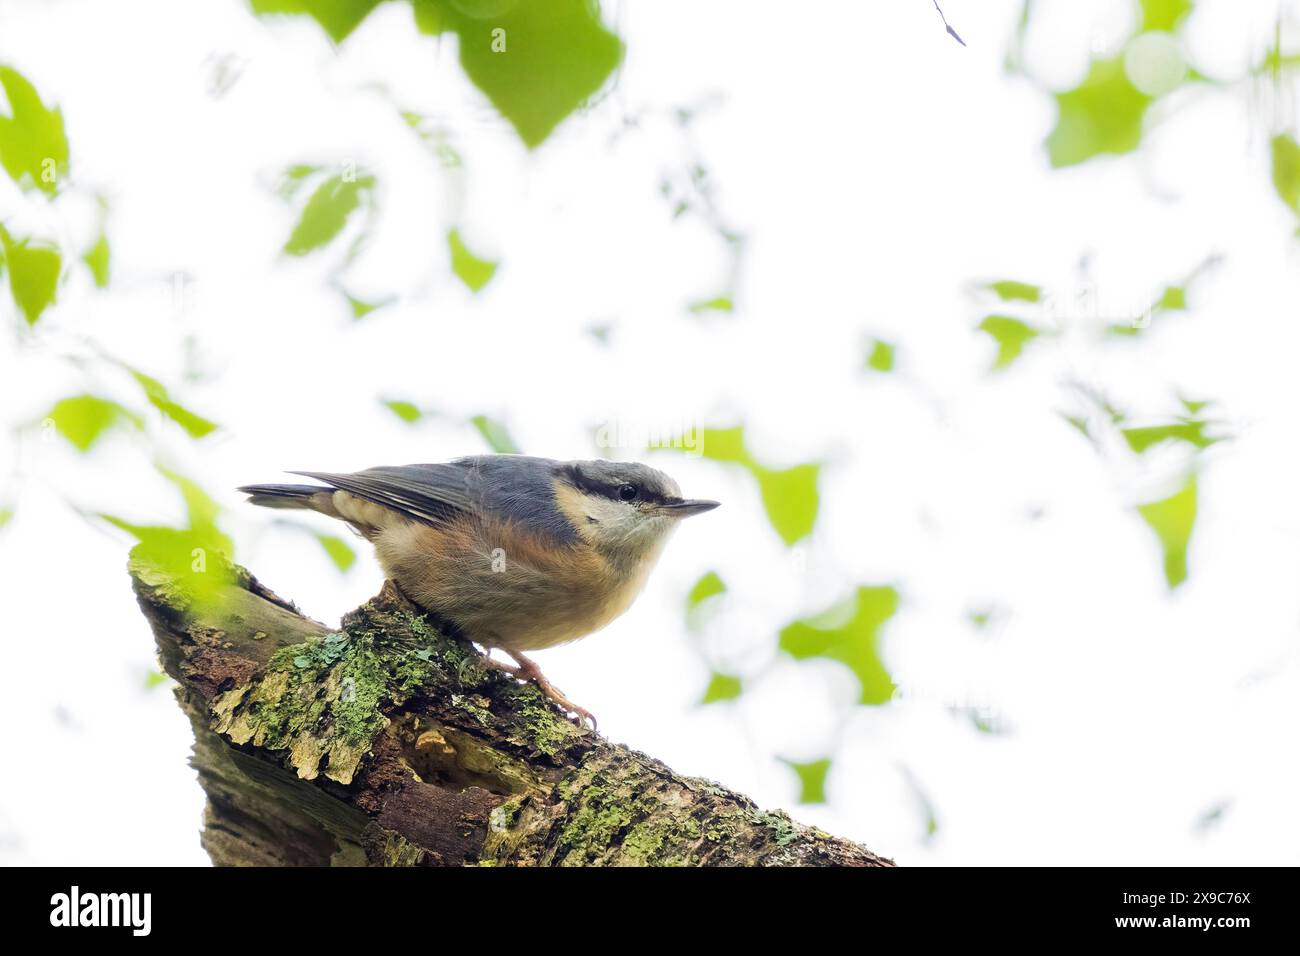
480 650 597 732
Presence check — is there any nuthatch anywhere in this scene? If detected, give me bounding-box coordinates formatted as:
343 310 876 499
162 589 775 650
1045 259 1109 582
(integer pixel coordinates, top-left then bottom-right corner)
239 455 719 727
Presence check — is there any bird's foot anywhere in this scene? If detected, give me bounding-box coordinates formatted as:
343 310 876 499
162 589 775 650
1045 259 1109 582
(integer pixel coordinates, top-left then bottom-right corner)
483 651 597 731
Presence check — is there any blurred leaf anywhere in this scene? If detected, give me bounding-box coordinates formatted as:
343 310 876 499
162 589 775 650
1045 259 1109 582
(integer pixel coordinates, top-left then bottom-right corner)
753 463 820 546
130 369 218 439
346 291 393 319
668 426 819 545
1271 133 1300 214
283 171 375 255
411 0 446 34
780 757 831 804
104 468 234 608
686 570 726 609
685 570 726 633
144 669 169 689
444 0 623 148
0 65 68 195
700 672 742 704
157 464 223 532
0 506 12 530
779 585 899 705
865 338 895 372
1122 419 1221 453
448 228 498 292
985 279 1041 303
697 425 752 465
687 295 733 315
0 225 60 326
1158 285 1187 311
1193 799 1231 834
383 399 424 423
315 532 357 572
978 314 1040 370
470 414 520 453
1137 475 1197 589
900 765 939 842
1141 0 1194 32
110 521 234 607
45 394 141 451
82 232 110 288
249 0 381 43
276 162 322 199
1061 413 1094 443
1046 57 1152 168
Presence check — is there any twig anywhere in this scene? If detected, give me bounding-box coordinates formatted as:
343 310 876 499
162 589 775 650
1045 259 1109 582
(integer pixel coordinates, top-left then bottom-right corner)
933 0 967 47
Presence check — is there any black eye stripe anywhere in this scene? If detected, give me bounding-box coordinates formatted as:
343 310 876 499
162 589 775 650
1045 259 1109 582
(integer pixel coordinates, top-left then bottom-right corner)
562 465 667 504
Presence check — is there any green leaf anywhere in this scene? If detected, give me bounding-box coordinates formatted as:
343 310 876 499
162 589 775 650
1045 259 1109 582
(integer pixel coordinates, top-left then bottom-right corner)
687 295 733 315
686 570 726 609
696 426 752 465
446 0 624 148
315 532 357 572
1271 133 1300 214
144 669 169 689
346 292 393 319
1046 57 1153 168
45 395 140 451
470 414 520 453
103 468 234 608
686 570 726 633
753 463 820 546
865 338 895 372
1158 285 1187 311
130 369 218 438
779 586 899 705
662 425 819 545
985 279 1041 303
448 228 498 292
700 672 742 704
283 171 375 255
383 399 424 424
1141 0 1194 32
0 65 68 195
0 506 13 530
1137 475 1197 589
978 314 1041 370
82 232 110 288
249 0 381 43
156 464 224 533
276 162 322 199
1122 419 1221 454
0 225 60 326
781 757 831 804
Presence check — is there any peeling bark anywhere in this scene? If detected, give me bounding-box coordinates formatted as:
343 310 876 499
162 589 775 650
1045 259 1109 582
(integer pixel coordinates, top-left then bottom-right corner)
130 549 895 867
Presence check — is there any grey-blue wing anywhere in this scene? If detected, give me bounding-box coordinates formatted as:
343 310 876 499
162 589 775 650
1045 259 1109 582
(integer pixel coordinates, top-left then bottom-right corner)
289 463 478 526
289 455 579 545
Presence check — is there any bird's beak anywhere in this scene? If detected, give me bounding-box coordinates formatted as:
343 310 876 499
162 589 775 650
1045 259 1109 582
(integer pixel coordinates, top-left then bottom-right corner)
659 498 721 518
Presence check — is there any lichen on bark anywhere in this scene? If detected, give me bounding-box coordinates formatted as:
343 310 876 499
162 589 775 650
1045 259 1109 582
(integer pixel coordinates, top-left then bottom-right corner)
130 546 894 867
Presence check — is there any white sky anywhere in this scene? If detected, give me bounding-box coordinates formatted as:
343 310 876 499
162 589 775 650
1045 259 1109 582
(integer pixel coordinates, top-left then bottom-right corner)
1 0 1298 865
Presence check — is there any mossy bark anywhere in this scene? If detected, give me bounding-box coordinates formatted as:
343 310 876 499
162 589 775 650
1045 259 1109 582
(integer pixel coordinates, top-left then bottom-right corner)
130 549 894 867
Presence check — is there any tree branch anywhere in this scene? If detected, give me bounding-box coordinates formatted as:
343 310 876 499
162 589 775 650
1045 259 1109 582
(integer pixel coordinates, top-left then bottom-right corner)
130 549 894 867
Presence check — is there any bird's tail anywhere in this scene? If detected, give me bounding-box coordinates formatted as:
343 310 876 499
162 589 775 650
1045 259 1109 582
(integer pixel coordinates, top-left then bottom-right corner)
237 482 334 512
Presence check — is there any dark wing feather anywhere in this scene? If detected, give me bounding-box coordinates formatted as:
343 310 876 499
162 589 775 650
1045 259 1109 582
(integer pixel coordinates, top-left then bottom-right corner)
289 463 478 527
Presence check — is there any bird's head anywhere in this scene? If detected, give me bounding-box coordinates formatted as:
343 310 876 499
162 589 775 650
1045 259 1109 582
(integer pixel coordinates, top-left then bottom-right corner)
553 459 719 568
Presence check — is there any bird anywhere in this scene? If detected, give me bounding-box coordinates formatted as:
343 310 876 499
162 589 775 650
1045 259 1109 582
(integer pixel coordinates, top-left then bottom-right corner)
238 455 719 728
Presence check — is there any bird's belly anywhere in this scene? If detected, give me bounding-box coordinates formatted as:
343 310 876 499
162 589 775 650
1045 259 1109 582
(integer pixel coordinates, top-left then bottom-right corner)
372 519 646 652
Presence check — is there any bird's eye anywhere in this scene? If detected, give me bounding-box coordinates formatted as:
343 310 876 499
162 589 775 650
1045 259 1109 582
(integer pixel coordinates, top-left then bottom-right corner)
618 483 639 501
